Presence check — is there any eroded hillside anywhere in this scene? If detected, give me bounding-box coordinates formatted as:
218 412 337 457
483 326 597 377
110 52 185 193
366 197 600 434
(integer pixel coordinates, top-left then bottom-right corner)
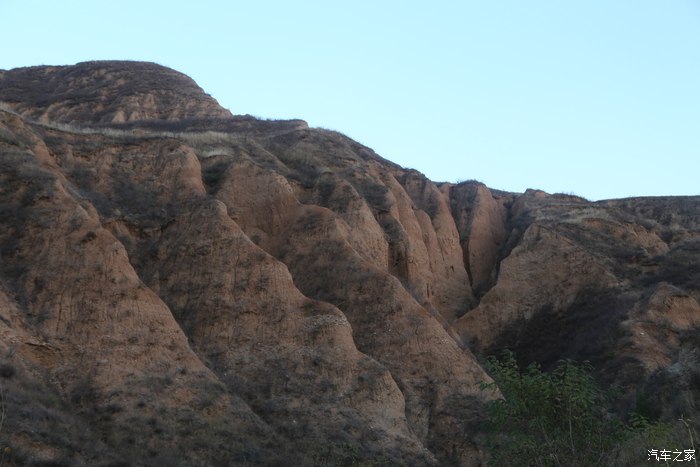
0 61 698 466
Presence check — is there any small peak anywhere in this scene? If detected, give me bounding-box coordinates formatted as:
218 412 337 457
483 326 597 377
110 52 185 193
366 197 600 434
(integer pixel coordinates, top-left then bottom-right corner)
524 188 549 198
0 61 232 125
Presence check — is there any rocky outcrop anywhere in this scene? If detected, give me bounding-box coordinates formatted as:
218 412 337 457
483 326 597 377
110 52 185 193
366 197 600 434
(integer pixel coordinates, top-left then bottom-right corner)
0 61 698 465
441 182 512 298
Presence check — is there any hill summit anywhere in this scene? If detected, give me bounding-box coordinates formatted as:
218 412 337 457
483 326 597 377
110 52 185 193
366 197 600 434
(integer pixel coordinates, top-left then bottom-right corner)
0 60 232 124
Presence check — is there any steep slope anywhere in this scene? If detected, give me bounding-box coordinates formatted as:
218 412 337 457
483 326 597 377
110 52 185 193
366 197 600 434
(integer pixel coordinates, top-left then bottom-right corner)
454 189 700 419
0 110 282 465
441 182 511 298
0 61 698 465
0 62 495 465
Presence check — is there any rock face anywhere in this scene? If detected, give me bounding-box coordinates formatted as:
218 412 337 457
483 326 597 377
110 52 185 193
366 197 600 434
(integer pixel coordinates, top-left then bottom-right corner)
0 61 698 465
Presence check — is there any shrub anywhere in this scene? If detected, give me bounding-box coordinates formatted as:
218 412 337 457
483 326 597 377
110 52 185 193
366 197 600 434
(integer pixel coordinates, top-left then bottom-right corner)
309 442 397 467
0 364 15 379
479 351 679 466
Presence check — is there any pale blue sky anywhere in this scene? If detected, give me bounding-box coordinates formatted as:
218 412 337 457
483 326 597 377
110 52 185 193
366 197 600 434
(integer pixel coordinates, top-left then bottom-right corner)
3 1 699 200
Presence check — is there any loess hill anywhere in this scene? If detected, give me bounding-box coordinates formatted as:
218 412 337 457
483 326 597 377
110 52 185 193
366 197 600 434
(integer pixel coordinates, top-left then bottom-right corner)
0 61 698 466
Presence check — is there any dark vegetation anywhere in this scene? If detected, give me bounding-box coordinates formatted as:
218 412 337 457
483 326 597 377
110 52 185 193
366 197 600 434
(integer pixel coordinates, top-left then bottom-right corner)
486 286 634 371
308 442 397 466
0 127 23 148
641 240 700 294
201 158 231 190
0 358 288 466
480 351 697 467
0 151 58 283
351 179 391 213
0 358 122 466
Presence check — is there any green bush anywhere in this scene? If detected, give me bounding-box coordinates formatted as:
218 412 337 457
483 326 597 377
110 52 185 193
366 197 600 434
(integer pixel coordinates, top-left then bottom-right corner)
479 351 681 466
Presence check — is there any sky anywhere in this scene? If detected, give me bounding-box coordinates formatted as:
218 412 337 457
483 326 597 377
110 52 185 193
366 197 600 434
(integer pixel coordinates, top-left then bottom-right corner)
2 1 699 200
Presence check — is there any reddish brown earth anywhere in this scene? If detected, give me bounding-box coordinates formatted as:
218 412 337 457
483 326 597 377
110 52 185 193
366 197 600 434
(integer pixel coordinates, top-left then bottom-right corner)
0 61 698 466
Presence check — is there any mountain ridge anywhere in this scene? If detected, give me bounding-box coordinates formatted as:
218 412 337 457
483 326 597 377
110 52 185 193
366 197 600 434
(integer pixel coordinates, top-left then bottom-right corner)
0 61 698 466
